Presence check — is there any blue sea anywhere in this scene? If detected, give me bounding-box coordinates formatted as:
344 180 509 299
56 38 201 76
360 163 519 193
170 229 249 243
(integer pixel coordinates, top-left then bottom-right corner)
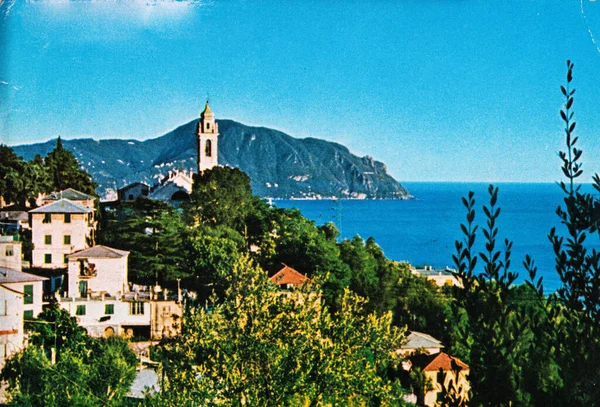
275 182 600 293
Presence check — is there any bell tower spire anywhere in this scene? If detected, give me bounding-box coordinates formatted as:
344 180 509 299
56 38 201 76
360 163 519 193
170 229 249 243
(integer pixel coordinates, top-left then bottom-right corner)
197 100 219 173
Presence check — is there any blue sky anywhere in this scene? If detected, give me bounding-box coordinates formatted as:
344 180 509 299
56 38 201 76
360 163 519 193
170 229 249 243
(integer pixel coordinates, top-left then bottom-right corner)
1 0 600 182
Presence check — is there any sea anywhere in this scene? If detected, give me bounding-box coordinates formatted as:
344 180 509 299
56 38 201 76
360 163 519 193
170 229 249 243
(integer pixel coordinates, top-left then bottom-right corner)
275 182 600 294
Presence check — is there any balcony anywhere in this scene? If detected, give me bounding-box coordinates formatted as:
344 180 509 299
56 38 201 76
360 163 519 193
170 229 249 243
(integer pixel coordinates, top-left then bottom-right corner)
79 262 97 279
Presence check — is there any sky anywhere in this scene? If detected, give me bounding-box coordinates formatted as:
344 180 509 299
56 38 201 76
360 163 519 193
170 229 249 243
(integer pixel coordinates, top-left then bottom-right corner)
1 0 600 183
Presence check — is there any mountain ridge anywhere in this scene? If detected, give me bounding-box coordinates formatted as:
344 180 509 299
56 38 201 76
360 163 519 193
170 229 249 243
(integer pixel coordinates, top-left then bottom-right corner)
12 119 412 200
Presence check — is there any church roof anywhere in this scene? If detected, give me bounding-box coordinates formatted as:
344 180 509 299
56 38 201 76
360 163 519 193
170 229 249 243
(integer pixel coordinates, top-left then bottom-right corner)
67 245 129 259
45 188 96 201
200 101 214 119
269 265 309 287
29 199 93 214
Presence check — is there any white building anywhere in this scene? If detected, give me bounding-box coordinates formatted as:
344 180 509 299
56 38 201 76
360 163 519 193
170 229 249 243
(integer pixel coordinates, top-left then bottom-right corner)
29 199 95 268
59 245 182 340
148 170 194 202
0 236 21 271
411 266 462 288
66 245 129 299
147 102 219 203
42 188 96 211
59 292 181 340
0 267 46 369
197 101 219 173
118 182 150 202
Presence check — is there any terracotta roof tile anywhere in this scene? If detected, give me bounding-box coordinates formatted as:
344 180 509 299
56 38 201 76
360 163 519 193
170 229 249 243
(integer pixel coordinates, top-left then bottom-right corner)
269 265 309 287
411 352 469 372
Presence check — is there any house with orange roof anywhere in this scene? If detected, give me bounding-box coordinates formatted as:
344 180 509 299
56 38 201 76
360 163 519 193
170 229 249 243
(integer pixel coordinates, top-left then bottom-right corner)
409 352 470 407
268 265 320 307
269 264 309 289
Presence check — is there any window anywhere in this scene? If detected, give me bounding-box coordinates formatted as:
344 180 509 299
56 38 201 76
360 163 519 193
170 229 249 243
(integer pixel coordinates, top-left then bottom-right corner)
44 253 52 264
130 302 144 315
79 281 88 297
5 245 13 257
43 213 51 223
64 235 71 245
207 122 211 130
24 285 33 305
44 235 52 245
76 305 86 316
63 254 68 264
205 139 212 157
23 310 33 320
64 213 71 223
0 299 6 316
105 304 114 315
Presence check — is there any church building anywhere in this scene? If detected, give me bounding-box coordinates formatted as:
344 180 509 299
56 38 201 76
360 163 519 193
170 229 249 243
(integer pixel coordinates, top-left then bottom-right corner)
140 101 219 203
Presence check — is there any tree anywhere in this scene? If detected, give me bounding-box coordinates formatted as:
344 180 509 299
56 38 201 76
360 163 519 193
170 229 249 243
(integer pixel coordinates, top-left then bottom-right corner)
44 137 97 195
99 198 187 287
1 337 137 407
394 268 453 345
534 60 600 406
183 224 245 301
451 186 534 407
186 166 255 233
26 299 90 357
0 144 27 206
146 256 407 406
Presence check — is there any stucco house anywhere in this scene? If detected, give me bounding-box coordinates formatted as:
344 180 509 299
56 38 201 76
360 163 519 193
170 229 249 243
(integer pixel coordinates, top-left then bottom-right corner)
118 182 150 202
29 199 95 268
410 352 470 407
411 266 462 288
269 265 310 289
66 245 129 299
42 188 96 210
0 267 46 369
58 245 181 340
398 331 444 357
0 236 22 271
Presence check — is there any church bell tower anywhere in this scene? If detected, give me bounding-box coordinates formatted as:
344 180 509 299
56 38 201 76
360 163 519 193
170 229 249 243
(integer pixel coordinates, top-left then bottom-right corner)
197 101 219 173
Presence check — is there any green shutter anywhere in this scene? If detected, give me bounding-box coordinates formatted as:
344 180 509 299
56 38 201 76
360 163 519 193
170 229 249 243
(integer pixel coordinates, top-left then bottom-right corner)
24 285 33 305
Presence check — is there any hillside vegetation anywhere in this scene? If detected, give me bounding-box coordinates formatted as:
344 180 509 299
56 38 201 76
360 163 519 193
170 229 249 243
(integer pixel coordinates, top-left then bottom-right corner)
13 119 412 200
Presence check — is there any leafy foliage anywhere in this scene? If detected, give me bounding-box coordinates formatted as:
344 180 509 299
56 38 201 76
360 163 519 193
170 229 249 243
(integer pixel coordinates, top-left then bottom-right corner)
99 198 187 287
0 139 96 209
145 256 407 406
43 137 97 196
1 308 137 407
